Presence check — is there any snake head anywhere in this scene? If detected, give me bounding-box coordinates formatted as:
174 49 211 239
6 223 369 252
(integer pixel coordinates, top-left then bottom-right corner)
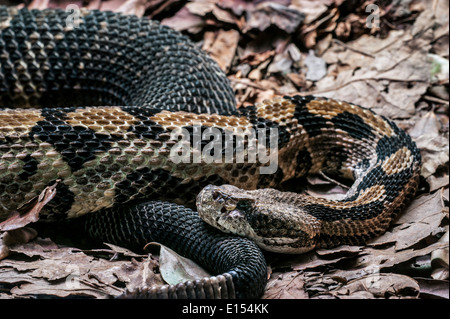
196 184 257 237
198 184 321 254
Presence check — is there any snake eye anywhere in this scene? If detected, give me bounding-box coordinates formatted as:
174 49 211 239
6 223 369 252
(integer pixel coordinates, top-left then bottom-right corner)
236 200 252 212
212 191 220 200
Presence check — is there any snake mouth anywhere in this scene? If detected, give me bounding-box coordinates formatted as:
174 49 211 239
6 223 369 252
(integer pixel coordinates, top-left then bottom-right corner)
196 184 255 234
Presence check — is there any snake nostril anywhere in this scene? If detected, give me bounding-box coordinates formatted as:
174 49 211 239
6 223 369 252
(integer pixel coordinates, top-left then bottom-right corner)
212 191 220 200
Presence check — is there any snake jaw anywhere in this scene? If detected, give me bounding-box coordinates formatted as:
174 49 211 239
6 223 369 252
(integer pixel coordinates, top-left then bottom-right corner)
226 209 245 219
198 185 323 254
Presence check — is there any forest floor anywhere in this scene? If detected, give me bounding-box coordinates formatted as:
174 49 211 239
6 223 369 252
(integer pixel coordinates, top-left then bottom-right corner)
0 0 448 299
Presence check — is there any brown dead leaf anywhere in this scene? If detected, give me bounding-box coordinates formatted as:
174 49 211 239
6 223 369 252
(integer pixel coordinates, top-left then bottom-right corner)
304 172 349 200
343 242 448 281
409 111 449 180
119 257 163 294
98 0 132 12
0 181 58 232
431 229 449 269
1 227 37 247
316 245 363 257
315 7 437 119
185 1 236 25
263 271 308 299
431 267 449 280
184 1 215 17
0 237 159 298
211 5 236 25
427 172 449 193
267 50 293 74
240 50 275 66
161 6 206 33
27 0 50 9
0 241 8 260
332 273 420 299
115 0 148 17
287 72 306 88
270 249 354 272
218 0 291 17
101 242 144 258
300 7 339 49
303 49 327 81
290 0 331 25
369 191 446 250
248 59 271 81
202 29 240 73
416 277 449 299
243 2 304 34
303 271 343 298
85 0 102 10
148 242 211 285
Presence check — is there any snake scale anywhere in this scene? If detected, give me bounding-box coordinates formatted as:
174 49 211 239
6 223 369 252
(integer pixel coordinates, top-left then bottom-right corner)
0 7 421 299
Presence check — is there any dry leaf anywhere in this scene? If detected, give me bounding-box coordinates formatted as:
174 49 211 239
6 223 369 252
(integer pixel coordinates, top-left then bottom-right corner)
369 191 446 250
27 0 50 9
0 237 159 298
316 245 363 257
409 111 448 179
161 6 205 33
343 242 449 281
416 277 449 299
202 29 240 72
240 49 276 67
315 8 436 119
304 50 327 81
1 227 37 247
181 1 236 25
263 271 308 299
102 242 144 258
115 0 148 17
243 2 304 34
290 0 331 24
332 273 420 299
0 181 58 231
211 6 236 25
273 250 352 272
431 229 449 269
151 243 211 285
267 50 292 74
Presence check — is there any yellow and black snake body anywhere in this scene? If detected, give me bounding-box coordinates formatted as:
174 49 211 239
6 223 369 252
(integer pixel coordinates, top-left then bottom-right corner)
0 7 421 299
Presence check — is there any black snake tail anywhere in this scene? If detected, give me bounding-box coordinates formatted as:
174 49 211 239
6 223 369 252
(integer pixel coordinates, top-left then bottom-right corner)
85 201 267 299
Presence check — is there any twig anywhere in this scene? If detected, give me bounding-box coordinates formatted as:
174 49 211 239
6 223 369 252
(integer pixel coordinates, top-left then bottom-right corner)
423 95 450 105
229 77 283 95
332 39 375 58
319 171 350 190
293 77 429 96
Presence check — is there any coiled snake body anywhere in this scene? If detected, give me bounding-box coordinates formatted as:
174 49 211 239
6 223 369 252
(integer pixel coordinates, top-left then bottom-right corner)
0 7 421 298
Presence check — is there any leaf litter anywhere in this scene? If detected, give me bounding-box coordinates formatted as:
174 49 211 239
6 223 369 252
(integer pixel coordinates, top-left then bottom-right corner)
0 0 448 299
